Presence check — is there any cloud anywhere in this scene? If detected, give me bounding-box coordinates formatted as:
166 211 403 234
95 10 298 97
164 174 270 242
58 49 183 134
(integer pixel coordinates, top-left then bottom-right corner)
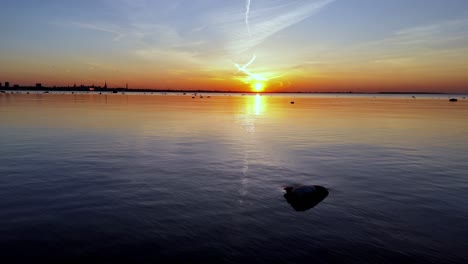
208 0 336 56
71 22 125 41
360 19 468 52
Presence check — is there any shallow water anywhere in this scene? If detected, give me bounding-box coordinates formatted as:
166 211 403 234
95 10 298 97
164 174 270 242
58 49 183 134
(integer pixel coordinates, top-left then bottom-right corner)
1 93 468 263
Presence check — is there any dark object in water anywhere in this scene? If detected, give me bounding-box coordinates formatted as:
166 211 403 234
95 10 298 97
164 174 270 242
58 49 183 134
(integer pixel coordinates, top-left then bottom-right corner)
412 96 416 99
449 98 458 102
284 185 328 211
290 101 295 104
113 90 118 94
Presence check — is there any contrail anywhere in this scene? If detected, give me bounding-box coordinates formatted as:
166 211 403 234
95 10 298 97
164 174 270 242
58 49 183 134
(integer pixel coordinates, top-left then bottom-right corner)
234 0 258 81
235 54 256 73
234 0 285 83
245 0 252 36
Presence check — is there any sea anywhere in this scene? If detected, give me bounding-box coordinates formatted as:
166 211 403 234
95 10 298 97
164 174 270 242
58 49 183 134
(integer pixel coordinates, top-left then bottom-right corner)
1 92 468 263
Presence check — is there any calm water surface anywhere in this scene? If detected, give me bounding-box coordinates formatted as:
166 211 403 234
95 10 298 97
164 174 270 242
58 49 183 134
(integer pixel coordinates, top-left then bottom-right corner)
1 93 468 263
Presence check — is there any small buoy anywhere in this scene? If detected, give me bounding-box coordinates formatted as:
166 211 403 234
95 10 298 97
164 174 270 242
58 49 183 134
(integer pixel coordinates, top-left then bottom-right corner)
290 101 295 104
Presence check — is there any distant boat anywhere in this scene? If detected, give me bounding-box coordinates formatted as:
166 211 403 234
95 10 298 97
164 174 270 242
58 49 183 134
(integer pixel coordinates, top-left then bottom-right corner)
449 98 458 102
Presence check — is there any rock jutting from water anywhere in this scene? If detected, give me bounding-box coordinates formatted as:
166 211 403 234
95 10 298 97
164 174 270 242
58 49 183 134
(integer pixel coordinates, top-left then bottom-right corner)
283 185 329 211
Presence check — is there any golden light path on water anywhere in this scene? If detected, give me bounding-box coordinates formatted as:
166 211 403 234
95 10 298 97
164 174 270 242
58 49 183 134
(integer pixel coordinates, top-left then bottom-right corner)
255 93 264 115
238 93 266 206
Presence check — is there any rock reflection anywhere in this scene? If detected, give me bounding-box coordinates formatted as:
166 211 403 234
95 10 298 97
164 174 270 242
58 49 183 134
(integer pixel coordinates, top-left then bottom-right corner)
284 186 329 211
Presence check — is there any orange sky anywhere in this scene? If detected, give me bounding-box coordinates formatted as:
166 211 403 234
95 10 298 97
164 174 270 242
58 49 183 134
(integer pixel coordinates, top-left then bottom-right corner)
1 1 468 93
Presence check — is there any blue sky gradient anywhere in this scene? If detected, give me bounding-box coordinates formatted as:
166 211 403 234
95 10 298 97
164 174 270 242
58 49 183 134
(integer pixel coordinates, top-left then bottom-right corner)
1 0 468 92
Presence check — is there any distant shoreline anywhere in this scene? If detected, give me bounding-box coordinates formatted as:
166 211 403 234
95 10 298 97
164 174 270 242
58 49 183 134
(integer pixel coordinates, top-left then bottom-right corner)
0 87 458 95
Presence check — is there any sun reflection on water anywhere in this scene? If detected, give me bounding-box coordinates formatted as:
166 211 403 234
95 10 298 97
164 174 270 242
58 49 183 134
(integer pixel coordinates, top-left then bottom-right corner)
255 94 263 115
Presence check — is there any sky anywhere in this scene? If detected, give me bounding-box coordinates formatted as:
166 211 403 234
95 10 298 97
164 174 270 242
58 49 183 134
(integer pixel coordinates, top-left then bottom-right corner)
1 0 468 92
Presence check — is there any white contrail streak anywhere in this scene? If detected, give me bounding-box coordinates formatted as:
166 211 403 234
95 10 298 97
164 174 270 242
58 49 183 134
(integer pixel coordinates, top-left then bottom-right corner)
235 0 286 82
235 54 256 73
221 0 336 55
234 0 257 80
245 0 252 36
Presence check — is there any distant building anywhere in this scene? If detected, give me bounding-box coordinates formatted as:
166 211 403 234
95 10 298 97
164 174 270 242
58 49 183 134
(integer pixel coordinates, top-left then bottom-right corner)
104 82 108 89
36 83 42 88
5 82 10 88
13 84 19 88
0 82 2 87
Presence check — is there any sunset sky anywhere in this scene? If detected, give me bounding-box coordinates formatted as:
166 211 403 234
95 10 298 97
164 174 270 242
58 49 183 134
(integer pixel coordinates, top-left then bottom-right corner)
1 0 468 92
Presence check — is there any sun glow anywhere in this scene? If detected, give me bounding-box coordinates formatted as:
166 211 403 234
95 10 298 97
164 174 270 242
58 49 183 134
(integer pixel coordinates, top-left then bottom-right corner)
253 82 265 92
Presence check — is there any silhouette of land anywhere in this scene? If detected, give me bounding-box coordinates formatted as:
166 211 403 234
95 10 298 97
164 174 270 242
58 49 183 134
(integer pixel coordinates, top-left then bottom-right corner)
0 82 454 94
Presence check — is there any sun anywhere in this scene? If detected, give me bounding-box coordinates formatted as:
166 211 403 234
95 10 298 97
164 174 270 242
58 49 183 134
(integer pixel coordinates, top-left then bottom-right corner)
253 82 265 92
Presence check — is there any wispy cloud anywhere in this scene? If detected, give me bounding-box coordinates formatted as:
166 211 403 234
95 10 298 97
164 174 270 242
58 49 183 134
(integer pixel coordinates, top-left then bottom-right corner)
70 22 125 41
288 18 468 79
371 19 468 50
209 0 336 56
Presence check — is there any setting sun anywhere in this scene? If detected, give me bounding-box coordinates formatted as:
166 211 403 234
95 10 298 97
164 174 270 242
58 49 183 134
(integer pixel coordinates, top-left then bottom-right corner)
253 82 265 92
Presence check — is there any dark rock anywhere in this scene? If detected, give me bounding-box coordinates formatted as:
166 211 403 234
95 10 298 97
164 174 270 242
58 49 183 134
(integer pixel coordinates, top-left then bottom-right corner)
284 185 328 211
